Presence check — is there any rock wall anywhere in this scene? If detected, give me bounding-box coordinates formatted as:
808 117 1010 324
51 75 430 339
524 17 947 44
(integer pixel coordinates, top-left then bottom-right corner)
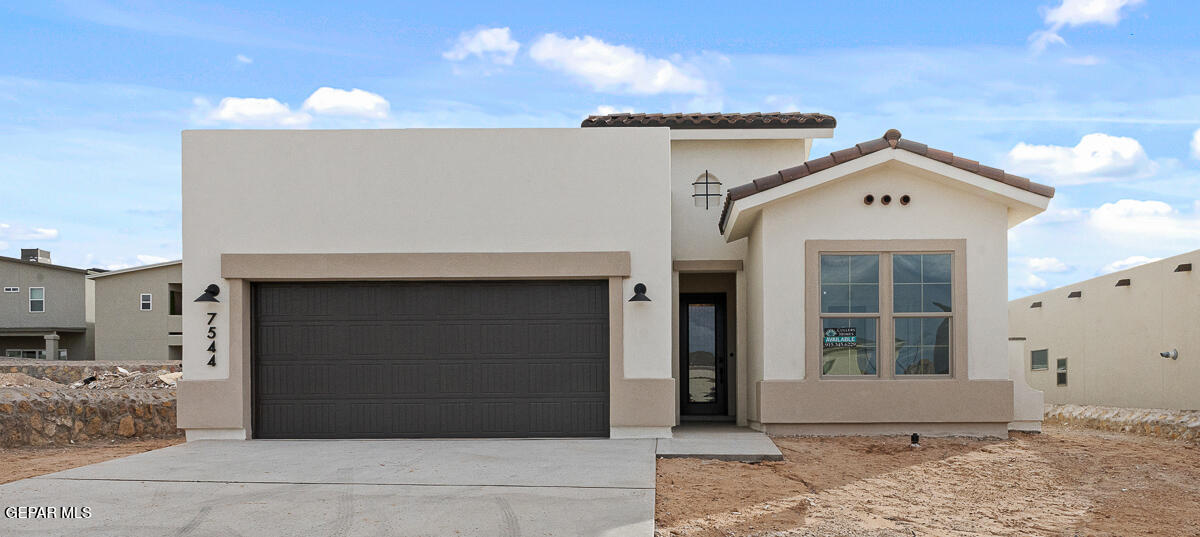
1 360 180 385
1044 404 1200 443
0 388 178 447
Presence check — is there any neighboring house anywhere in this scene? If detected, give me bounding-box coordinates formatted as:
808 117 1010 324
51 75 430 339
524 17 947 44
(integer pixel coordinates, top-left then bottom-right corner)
178 113 1052 441
89 260 183 361
1010 249 1198 411
0 249 95 360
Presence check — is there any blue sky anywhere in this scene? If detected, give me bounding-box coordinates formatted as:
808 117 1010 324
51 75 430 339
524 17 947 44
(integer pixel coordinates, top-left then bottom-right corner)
1 0 1198 298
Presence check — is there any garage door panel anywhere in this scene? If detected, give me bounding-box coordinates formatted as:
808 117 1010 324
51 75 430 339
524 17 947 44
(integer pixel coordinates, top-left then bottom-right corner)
253 281 609 438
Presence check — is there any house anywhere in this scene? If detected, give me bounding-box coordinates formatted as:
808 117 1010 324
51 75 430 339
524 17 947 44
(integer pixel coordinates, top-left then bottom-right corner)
1010 249 1198 411
177 113 1052 441
0 249 95 360
89 260 184 361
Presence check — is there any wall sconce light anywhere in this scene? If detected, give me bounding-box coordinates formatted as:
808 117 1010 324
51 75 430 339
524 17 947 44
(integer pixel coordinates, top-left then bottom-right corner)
628 283 651 302
1160 349 1178 360
194 284 221 303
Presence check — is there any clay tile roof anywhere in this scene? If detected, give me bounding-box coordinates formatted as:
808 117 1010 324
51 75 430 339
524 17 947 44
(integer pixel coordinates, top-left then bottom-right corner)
718 129 1056 234
580 112 836 129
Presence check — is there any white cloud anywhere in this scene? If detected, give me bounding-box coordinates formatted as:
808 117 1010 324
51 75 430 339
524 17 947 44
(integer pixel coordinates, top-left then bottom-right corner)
302 87 390 119
1089 199 1200 238
0 223 59 241
199 96 311 127
529 33 707 95
1191 128 1200 160
1007 133 1157 185
1027 257 1070 272
136 254 172 265
1063 55 1103 65
443 27 520 65
1101 255 1162 274
1021 273 1049 290
592 105 633 116
235 54 253 64
1030 0 1144 53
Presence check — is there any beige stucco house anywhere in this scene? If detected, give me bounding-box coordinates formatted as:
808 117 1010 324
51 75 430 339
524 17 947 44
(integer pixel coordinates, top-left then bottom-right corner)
0 249 95 360
178 113 1052 441
1010 249 1198 411
90 260 183 361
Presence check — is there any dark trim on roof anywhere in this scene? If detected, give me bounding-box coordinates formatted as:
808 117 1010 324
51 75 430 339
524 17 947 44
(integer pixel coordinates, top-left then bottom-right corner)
0 255 89 274
581 112 835 129
718 129 1056 233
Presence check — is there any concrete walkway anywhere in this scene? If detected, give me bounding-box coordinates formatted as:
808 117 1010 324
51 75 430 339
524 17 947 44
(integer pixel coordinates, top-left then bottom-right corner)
655 424 784 462
0 438 657 537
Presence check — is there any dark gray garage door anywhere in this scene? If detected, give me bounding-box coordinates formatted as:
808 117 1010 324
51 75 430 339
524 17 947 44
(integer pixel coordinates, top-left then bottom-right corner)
252 281 609 439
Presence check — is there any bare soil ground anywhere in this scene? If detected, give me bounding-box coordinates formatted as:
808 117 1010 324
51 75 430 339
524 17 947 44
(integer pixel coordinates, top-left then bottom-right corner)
0 436 184 484
656 424 1200 537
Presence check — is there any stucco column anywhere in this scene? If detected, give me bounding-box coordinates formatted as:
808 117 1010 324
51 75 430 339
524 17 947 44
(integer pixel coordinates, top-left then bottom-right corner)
43 334 60 360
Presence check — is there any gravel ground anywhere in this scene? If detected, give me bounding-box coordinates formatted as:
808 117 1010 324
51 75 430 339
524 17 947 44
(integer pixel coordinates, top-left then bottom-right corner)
656 424 1200 537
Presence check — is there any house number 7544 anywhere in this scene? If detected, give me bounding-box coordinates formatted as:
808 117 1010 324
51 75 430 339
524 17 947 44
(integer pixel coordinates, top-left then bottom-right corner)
205 312 217 366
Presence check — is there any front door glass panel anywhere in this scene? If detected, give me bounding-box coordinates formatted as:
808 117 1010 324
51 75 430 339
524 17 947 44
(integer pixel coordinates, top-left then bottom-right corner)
687 303 717 404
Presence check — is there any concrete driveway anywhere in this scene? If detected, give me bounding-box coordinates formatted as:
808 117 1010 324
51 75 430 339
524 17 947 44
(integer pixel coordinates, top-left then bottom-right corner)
0 438 656 537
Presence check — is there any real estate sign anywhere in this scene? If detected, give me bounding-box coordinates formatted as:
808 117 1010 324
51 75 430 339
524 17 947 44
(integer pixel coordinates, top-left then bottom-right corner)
823 327 857 348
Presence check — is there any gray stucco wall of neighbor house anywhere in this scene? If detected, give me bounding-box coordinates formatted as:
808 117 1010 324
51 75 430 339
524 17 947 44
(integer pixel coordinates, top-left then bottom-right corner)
93 263 183 361
0 260 88 330
1010 249 1199 411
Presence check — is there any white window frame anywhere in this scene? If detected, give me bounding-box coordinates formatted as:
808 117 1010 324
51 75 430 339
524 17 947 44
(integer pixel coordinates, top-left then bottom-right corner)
140 293 153 311
29 287 45 313
3 287 18 293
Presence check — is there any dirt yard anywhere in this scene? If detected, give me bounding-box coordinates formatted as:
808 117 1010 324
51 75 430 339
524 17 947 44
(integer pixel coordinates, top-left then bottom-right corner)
656 424 1200 537
0 436 183 484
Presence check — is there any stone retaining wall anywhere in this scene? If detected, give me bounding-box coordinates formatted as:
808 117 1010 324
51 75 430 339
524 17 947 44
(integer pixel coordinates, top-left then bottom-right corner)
1044 404 1200 442
0 388 179 447
1 360 180 385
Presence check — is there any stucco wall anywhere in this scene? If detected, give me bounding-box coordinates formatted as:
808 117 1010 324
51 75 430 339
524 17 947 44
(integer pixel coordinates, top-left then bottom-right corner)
93 263 182 361
1009 249 1199 410
181 129 675 434
756 161 1012 381
0 260 88 330
669 139 810 261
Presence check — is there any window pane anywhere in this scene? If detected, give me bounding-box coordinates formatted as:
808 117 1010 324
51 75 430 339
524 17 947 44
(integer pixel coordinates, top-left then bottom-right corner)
30 288 44 300
1031 349 1048 371
820 255 849 284
849 255 879 283
892 254 952 313
893 254 921 283
893 283 922 313
848 284 879 313
821 317 877 376
895 317 951 375
923 254 952 283
821 285 849 313
30 300 44 313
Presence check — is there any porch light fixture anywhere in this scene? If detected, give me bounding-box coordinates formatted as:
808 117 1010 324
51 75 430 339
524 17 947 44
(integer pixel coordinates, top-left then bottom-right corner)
629 283 651 302
194 284 221 303
692 170 722 210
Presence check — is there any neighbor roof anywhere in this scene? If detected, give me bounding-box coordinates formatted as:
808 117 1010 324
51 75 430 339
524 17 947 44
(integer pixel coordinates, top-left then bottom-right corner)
580 112 836 129
87 259 181 279
0 255 89 274
718 129 1056 233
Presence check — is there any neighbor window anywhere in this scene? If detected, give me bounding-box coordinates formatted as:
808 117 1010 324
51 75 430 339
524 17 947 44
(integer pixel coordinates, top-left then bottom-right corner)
168 288 182 315
815 244 958 378
1056 358 1068 386
29 287 44 313
140 293 152 311
1031 349 1048 371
